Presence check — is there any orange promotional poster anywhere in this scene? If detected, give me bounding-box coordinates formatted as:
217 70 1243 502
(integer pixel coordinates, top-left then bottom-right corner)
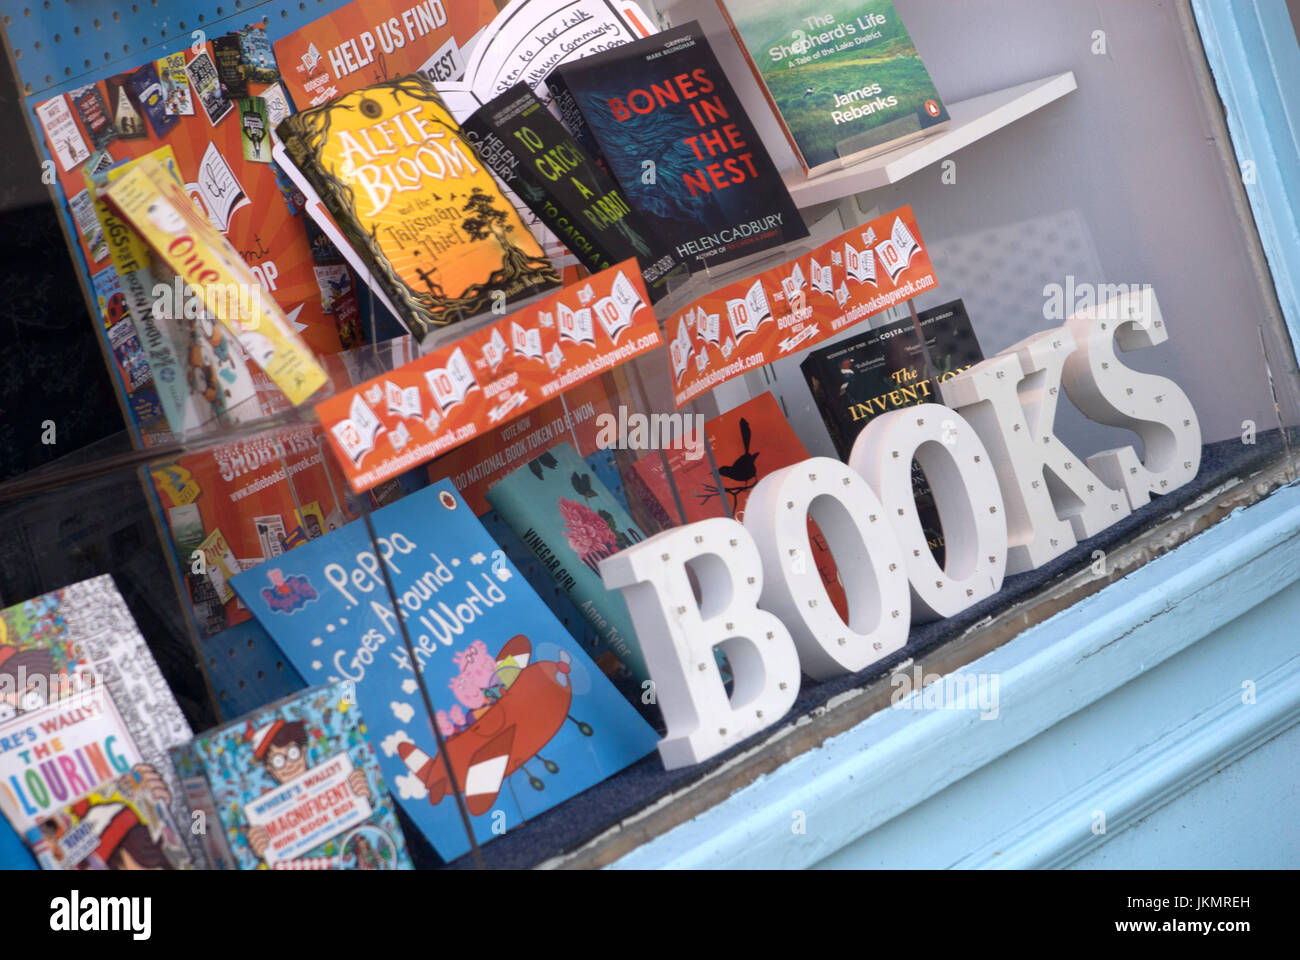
149 423 355 637
317 261 662 493
632 392 848 617
32 26 355 442
426 377 616 515
273 0 501 109
667 206 938 407
34 31 345 358
273 0 657 117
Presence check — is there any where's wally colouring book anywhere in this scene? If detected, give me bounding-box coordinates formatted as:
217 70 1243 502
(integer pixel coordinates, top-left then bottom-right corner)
0 576 200 864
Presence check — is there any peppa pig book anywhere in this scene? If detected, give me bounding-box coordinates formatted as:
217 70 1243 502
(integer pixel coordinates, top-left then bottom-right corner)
230 479 658 862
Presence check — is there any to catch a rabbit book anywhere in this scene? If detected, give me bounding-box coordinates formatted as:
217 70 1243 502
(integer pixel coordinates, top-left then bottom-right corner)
230 480 658 862
547 21 807 273
277 75 561 339
170 680 413 870
460 83 687 303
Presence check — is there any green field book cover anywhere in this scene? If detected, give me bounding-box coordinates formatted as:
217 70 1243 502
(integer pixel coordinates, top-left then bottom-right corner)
717 0 949 176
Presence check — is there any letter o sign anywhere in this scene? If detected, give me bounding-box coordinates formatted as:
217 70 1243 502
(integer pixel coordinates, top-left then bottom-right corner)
848 403 1007 621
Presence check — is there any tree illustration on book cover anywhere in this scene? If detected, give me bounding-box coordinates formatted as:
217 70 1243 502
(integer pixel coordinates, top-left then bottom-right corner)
230 480 657 861
278 76 560 337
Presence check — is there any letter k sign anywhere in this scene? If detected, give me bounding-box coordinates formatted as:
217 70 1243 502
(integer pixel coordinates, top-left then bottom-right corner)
941 328 1130 574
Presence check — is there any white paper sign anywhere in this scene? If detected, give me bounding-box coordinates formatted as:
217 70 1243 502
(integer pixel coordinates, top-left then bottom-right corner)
36 95 90 171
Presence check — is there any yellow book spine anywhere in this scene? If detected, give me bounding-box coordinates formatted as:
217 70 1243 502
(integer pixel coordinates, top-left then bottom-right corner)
103 156 328 406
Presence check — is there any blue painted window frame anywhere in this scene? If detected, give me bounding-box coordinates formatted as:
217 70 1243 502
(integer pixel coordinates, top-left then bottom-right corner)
605 0 1300 869
1192 0 1300 355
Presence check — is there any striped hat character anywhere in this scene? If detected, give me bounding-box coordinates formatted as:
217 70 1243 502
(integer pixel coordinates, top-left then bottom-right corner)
73 799 172 870
247 717 309 784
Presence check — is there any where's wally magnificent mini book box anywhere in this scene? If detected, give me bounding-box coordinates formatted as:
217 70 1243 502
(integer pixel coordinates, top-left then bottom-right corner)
170 680 413 870
230 479 659 862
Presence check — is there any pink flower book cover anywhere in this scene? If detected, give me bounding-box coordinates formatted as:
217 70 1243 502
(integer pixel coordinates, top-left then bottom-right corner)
486 442 650 687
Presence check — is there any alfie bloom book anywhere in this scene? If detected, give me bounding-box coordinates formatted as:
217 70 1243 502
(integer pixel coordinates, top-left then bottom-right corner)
230 480 658 862
278 75 561 339
171 680 412 870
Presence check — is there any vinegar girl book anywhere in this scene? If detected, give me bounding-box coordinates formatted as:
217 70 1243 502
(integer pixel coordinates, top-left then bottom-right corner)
485 443 651 687
230 479 658 861
171 680 412 870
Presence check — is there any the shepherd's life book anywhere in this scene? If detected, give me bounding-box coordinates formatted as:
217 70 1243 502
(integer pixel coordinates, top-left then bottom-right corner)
716 0 949 177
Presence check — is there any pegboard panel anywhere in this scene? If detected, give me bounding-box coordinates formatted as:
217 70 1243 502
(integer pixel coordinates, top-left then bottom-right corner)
198 618 307 720
1 0 353 99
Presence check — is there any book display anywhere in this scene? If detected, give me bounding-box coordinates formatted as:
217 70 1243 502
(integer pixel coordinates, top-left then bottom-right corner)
0 0 1296 885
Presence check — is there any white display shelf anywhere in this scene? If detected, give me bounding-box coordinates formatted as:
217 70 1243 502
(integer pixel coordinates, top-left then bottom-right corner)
786 71 1078 209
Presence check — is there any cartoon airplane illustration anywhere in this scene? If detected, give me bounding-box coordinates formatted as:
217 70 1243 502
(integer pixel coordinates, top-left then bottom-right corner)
395 635 594 816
